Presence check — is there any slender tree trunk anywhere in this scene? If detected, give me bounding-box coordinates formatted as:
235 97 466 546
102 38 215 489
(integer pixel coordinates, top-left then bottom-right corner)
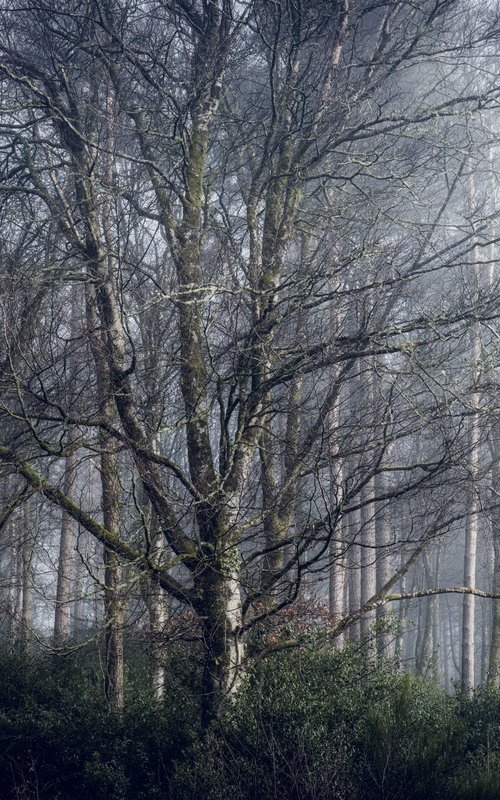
375 474 393 656
147 569 168 702
488 436 500 686
84 85 125 711
135 470 169 701
6 519 19 645
328 378 346 647
416 555 432 676
85 278 125 710
395 551 406 661
20 501 33 656
54 450 77 644
360 364 376 641
73 530 91 637
144 510 168 702
101 428 124 712
104 550 124 711
347 364 362 642
431 544 441 672
442 605 451 691
481 599 490 685
330 522 347 649
461 169 481 694
461 405 480 693
85 284 125 710
348 506 362 642
360 484 376 640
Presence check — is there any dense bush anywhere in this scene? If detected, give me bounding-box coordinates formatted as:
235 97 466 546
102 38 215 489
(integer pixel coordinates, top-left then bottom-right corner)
1 643 500 799
357 674 465 800
171 646 467 800
0 645 199 800
172 644 378 800
446 686 500 800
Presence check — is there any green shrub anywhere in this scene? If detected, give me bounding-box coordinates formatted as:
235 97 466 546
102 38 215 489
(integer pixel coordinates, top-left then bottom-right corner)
447 686 500 800
0 646 198 800
172 644 396 800
357 672 465 800
2 643 500 800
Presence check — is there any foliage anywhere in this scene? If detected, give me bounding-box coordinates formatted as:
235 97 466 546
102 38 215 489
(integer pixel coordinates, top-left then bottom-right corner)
171 646 468 800
357 673 465 800
0 646 199 800
446 686 500 800
1 644 500 799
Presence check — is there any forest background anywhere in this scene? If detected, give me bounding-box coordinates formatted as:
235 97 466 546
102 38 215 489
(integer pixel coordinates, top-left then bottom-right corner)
1 1 500 798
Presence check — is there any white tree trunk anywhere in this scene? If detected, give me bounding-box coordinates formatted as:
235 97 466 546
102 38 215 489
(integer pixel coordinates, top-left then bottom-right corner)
461 336 480 693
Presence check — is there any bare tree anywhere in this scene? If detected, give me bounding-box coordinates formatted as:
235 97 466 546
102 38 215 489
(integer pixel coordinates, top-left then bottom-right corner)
0 0 500 724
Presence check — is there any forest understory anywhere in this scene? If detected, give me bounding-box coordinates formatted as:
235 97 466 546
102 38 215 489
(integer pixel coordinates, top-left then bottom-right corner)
2 0 500 797
1 638 500 800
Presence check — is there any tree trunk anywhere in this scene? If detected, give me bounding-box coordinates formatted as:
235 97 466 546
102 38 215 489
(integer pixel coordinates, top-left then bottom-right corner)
461 169 481 695
375 473 393 656
360 484 376 641
348 506 362 642
147 571 168 703
442 602 451 691
199 568 244 726
360 363 376 641
73 530 91 638
395 551 413 664
54 451 77 644
328 378 346 647
416 555 432 676
104 548 124 712
461 406 480 693
431 544 442 672
101 430 124 713
144 512 168 702
20 501 33 655
5 519 19 645
488 435 500 686
330 523 347 649
85 275 125 710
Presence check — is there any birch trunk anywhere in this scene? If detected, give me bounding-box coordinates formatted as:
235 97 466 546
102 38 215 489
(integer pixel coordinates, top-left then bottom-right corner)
328 362 346 647
416 555 432 676
461 356 480 693
199 567 244 726
329 526 347 649
73 531 91 638
143 511 168 702
461 169 481 694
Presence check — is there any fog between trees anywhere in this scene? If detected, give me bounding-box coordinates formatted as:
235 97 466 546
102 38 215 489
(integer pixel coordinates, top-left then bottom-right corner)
0 0 500 726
